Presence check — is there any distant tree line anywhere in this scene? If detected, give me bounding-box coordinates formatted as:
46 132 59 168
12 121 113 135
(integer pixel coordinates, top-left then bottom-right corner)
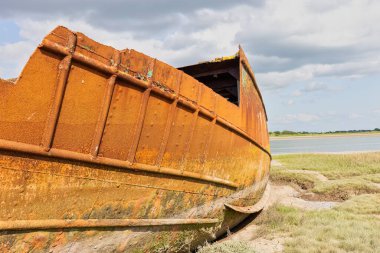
270 128 380 136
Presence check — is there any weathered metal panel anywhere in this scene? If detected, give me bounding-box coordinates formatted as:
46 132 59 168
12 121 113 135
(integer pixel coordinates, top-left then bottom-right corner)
183 115 213 174
153 59 181 92
98 81 144 160
76 32 115 66
199 85 217 112
124 49 155 79
0 49 61 145
161 104 194 169
203 123 233 176
0 151 226 221
52 62 109 153
135 95 172 164
179 73 200 102
215 93 241 128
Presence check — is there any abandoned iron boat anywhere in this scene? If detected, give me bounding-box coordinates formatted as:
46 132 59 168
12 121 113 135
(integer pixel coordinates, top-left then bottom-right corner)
0 26 271 252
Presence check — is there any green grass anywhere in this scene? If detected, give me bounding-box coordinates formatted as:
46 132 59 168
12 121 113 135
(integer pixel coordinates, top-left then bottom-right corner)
335 194 380 215
270 168 317 190
363 173 380 183
257 153 380 252
271 153 380 200
197 241 257 253
273 153 380 179
202 153 380 252
255 204 380 253
312 178 380 201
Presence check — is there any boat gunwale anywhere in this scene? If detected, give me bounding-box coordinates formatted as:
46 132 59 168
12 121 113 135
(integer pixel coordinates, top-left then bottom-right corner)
239 47 269 121
38 38 271 159
0 28 271 192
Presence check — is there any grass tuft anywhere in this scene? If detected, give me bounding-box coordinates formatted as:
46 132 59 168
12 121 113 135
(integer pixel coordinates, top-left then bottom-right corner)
312 178 380 201
197 241 256 253
270 167 317 190
335 194 380 215
271 153 380 201
274 152 380 179
255 204 380 253
256 153 380 252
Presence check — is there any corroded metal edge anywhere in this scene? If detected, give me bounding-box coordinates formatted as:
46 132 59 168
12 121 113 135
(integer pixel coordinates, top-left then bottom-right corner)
224 183 271 214
39 38 271 159
0 139 238 188
0 37 271 191
0 218 219 231
239 47 269 121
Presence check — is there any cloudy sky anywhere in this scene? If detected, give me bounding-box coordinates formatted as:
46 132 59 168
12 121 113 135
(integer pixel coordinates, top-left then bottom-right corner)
1 0 379 132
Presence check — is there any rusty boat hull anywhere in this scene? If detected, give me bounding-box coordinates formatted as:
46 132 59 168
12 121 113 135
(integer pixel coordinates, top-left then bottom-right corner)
0 26 271 252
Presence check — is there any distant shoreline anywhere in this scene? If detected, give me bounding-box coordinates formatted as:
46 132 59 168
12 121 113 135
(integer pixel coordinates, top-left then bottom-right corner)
272 150 380 156
270 132 380 140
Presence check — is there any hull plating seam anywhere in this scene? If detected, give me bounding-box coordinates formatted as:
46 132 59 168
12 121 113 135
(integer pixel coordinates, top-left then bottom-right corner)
39 39 271 159
0 139 238 188
0 164 237 198
0 218 219 231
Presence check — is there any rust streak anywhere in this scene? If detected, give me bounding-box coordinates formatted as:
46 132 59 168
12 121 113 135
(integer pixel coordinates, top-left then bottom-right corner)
40 39 149 89
151 86 176 101
0 164 233 197
40 34 77 151
127 87 152 163
241 58 268 121
180 109 199 172
177 96 197 112
90 51 121 157
0 218 219 231
0 139 238 188
155 99 178 166
202 117 217 165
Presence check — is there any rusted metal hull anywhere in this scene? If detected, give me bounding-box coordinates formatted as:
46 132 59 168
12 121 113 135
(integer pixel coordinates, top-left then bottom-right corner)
0 26 270 252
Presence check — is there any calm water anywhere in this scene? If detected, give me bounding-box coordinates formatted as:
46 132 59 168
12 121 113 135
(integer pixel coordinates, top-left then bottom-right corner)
270 135 380 155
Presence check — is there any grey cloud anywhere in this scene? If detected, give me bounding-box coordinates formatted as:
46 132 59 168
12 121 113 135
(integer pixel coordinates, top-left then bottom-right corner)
1 0 380 88
1 0 265 35
239 31 378 73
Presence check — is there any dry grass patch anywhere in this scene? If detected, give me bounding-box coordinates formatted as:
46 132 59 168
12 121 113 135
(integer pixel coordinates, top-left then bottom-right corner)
271 153 380 201
197 241 256 253
335 194 380 215
255 204 380 253
362 173 380 183
274 152 380 179
270 168 317 190
312 178 380 201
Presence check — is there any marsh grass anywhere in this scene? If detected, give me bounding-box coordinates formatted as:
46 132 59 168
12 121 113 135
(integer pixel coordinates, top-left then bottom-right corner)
270 168 317 190
363 173 380 183
273 152 380 179
201 153 380 253
271 153 380 200
312 178 380 200
254 203 380 253
258 153 380 252
197 241 257 253
335 194 380 215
